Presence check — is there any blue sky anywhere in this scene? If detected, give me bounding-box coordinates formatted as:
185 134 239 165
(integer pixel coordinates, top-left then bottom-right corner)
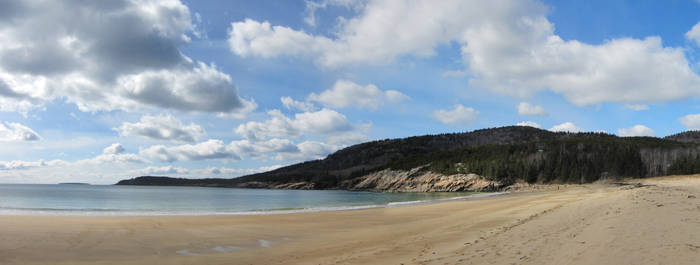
1 0 700 184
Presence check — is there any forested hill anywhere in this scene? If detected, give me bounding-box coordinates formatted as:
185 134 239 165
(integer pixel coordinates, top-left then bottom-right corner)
117 126 700 190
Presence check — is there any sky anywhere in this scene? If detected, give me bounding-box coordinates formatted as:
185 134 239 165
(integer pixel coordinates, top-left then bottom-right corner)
2 0 700 184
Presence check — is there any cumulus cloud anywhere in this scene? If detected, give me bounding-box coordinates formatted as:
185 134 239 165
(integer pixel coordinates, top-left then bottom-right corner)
103 143 126 155
0 0 253 114
276 141 338 161
0 160 65 171
139 137 341 163
549 122 583 133
1 143 145 171
230 138 339 161
517 102 547 116
117 114 205 143
199 165 283 176
0 122 40 141
679 113 700 130
228 0 700 106
140 139 239 163
229 107 368 161
433 104 479 125
516 121 541 128
235 109 354 141
136 165 190 175
687 22 700 46
228 138 300 159
88 143 149 165
0 143 149 184
308 80 409 110
617 125 655 137
281 96 317 112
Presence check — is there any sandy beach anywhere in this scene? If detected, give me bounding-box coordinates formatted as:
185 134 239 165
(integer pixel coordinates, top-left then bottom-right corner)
1 175 700 265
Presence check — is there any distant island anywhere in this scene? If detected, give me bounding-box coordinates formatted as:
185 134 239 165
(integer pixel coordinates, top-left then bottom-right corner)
117 126 700 192
58 182 90 185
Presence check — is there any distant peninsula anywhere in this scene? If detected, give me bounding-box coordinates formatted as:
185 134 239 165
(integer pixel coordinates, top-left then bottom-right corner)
117 126 700 192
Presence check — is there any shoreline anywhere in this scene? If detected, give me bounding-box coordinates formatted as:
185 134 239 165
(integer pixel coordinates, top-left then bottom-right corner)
2 175 699 264
0 191 509 217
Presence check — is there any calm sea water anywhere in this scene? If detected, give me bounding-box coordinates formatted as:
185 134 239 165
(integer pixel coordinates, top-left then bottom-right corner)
0 184 496 216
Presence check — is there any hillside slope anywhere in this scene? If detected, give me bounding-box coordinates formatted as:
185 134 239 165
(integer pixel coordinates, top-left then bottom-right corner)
117 126 700 191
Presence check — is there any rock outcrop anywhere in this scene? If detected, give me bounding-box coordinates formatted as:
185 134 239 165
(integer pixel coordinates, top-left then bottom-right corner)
340 166 504 192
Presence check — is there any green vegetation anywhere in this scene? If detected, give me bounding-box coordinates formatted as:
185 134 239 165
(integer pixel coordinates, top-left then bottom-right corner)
385 134 669 184
668 155 700 175
117 127 700 190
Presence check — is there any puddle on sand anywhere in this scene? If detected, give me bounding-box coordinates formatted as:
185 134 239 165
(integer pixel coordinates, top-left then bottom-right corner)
258 240 271 248
175 249 203 256
176 238 292 256
213 246 244 252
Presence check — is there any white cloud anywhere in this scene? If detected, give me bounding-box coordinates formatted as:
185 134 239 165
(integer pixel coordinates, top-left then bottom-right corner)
235 109 354 141
308 80 408 110
276 141 338 161
103 143 125 155
517 102 547 116
0 0 253 114
687 22 700 46
198 165 284 177
117 114 205 143
280 80 408 112
140 139 239 163
138 136 343 163
549 122 583 133
433 104 479 125
617 125 655 137
281 96 317 112
516 121 541 128
229 137 342 162
624 104 649 111
0 143 146 183
680 113 700 130
228 138 300 159
0 159 65 171
0 122 40 141
135 165 190 176
228 0 700 106
86 144 149 165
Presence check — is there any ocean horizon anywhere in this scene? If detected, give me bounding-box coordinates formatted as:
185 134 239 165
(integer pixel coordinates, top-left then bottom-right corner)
0 184 500 216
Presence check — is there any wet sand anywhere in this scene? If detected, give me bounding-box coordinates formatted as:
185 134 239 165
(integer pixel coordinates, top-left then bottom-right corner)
1 175 700 265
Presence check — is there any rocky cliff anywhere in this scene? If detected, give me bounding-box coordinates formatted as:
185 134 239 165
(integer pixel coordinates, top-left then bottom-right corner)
339 166 505 192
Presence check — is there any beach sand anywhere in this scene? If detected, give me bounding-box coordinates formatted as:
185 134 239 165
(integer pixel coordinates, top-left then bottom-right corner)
2 175 700 265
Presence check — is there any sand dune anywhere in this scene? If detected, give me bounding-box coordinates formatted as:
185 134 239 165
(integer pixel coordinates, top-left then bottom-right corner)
1 176 699 265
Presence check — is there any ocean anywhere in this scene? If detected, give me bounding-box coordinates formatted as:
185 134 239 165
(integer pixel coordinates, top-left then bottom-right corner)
0 184 501 216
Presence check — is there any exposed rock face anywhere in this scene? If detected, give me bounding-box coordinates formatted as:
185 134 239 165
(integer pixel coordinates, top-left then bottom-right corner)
227 167 504 192
340 167 504 192
231 181 315 189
